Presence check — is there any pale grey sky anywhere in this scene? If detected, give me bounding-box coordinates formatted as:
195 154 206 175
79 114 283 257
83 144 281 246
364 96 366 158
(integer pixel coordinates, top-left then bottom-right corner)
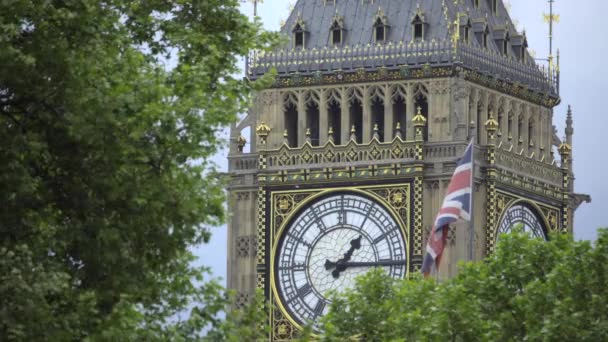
198 0 608 285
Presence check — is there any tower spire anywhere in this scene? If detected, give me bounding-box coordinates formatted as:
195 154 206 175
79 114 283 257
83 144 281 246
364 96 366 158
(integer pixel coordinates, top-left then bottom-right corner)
565 105 573 146
543 0 559 77
244 0 263 76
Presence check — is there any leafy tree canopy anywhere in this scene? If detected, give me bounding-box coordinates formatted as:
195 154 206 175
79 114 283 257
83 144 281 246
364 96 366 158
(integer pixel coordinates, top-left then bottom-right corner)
0 0 277 340
312 230 608 342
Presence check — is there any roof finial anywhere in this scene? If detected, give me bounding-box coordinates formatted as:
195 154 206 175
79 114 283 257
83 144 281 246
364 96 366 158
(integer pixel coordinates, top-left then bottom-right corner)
543 0 560 77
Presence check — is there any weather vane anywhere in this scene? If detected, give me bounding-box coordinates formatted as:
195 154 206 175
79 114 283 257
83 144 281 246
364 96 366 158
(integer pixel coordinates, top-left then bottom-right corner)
243 0 263 76
543 0 560 75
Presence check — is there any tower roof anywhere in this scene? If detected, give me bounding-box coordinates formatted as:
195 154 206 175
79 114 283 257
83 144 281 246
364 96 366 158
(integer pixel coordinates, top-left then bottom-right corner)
250 0 559 101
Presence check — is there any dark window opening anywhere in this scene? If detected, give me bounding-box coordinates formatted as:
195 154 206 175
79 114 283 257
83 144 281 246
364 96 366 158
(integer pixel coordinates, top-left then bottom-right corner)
371 99 385 142
508 115 513 139
492 0 498 14
328 102 342 145
306 103 320 146
483 30 489 48
285 103 298 147
528 121 535 146
463 26 470 43
476 103 483 143
332 28 342 45
474 0 480 8
295 31 304 47
350 99 363 143
503 40 509 56
393 96 407 140
518 117 524 143
414 23 423 40
375 25 385 42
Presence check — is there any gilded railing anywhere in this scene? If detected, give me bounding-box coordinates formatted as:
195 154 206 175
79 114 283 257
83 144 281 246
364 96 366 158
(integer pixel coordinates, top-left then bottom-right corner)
264 138 418 170
249 39 558 96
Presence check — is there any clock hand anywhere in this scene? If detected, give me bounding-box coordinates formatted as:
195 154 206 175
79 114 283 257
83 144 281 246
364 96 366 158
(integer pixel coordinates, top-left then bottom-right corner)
324 235 362 271
324 235 363 278
325 260 406 269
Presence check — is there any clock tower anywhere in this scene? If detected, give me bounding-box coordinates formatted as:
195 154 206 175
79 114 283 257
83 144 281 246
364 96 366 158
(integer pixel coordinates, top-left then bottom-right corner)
226 0 589 340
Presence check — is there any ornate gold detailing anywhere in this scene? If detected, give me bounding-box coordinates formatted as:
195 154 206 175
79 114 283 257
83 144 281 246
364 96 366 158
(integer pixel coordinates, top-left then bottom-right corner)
268 185 411 339
412 106 427 127
558 141 572 159
485 111 499 133
266 137 417 170
256 121 271 144
492 190 562 248
413 176 424 260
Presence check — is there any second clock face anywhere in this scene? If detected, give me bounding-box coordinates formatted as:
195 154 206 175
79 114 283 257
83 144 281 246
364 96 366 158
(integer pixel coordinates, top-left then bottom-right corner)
497 203 547 241
274 193 407 328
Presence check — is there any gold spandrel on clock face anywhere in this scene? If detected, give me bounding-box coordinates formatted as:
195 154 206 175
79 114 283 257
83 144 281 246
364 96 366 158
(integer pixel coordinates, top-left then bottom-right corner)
273 193 407 330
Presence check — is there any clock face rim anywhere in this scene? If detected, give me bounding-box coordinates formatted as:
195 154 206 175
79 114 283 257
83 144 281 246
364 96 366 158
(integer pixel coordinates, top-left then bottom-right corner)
496 200 549 241
270 189 410 331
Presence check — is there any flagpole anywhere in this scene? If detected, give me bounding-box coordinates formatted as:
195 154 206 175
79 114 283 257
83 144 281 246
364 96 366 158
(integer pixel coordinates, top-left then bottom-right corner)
468 125 476 262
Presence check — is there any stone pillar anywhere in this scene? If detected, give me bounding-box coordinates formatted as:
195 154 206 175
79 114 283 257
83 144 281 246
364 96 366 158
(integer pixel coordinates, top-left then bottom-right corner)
406 84 415 140
499 99 508 145
452 77 469 141
512 104 520 148
340 88 350 144
479 91 488 145
484 112 499 255
384 85 394 142
520 106 529 154
297 91 306 147
412 109 427 271
319 90 328 145
558 141 572 233
363 87 372 143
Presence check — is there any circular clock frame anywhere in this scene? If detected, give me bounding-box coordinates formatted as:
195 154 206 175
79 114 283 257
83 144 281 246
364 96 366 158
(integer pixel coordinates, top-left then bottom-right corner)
496 200 550 242
270 189 410 331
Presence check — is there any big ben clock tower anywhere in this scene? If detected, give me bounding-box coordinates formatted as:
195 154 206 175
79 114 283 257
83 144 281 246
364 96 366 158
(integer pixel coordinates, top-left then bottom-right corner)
227 0 589 340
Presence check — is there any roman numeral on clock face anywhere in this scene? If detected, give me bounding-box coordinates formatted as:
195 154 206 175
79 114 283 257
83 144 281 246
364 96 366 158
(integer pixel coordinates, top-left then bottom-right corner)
313 299 326 317
297 283 312 297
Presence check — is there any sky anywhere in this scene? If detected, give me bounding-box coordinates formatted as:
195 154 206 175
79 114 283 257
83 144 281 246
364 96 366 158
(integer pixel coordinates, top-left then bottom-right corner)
196 0 608 286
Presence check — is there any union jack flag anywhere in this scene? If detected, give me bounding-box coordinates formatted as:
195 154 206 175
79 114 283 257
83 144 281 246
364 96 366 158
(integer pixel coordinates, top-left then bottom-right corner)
421 141 474 276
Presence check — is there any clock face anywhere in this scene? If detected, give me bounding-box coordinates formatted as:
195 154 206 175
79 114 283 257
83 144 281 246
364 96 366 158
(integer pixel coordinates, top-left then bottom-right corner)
274 193 407 328
497 203 547 240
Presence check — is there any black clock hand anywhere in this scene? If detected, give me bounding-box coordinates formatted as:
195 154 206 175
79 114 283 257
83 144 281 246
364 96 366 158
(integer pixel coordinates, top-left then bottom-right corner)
324 235 363 278
324 260 406 269
324 235 362 271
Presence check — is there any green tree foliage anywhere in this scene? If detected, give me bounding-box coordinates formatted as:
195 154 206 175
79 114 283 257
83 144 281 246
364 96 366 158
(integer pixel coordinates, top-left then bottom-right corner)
316 230 608 341
0 0 276 340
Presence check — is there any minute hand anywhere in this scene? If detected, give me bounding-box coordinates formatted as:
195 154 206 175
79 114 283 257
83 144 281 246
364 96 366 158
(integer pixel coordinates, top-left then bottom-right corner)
325 260 406 269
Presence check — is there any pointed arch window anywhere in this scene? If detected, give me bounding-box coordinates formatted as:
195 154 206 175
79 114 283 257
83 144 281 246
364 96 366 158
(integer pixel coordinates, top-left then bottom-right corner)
374 18 387 42
330 16 344 45
473 0 480 8
491 0 498 15
373 8 389 43
502 32 511 56
460 19 472 43
520 37 528 62
483 26 490 49
292 19 308 49
411 6 428 42
412 16 425 41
